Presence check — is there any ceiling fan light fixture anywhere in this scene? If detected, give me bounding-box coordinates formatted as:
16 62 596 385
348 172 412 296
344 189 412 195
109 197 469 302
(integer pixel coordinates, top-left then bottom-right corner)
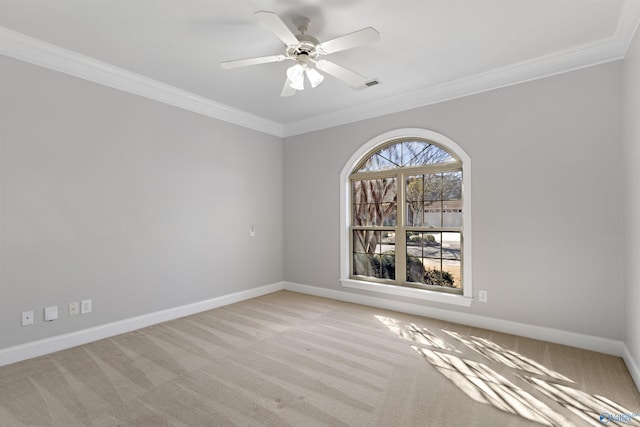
222 11 379 96
305 67 324 88
286 64 305 90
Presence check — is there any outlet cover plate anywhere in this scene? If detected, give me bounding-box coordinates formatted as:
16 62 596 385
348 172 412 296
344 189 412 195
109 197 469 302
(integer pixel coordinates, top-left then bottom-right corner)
478 290 488 303
81 299 92 314
21 310 34 326
69 301 80 315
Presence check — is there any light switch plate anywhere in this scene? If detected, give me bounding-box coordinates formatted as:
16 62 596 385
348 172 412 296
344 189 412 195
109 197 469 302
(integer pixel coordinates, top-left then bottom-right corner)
44 305 58 321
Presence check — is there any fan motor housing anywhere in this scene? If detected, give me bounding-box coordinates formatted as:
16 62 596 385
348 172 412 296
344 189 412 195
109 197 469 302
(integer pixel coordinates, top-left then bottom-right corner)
286 35 320 61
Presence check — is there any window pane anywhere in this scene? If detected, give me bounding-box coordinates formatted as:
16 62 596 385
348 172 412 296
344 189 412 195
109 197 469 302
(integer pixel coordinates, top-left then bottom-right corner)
353 230 382 254
379 252 395 280
353 178 397 203
352 178 397 227
443 202 462 228
423 174 442 201
353 229 367 253
353 253 376 276
406 232 441 256
442 171 462 200
408 143 455 166
422 259 442 286
407 174 444 226
353 203 397 227
443 260 461 289
407 232 424 253
425 259 459 288
353 250 396 280
380 203 397 226
381 231 396 250
406 253 425 283
406 232 440 283
406 201 423 226
442 233 461 260
406 176 424 202
353 178 396 202
353 204 370 226
357 154 400 172
376 144 403 166
357 140 456 172
401 141 428 166
405 231 460 288
423 201 442 228
421 232 441 259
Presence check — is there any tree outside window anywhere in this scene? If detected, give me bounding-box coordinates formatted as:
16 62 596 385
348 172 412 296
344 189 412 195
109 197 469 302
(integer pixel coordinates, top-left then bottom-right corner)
350 139 463 293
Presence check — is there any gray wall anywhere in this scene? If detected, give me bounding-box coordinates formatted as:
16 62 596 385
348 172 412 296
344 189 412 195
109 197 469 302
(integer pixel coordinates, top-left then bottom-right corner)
1 42 633 355
623 27 640 373
284 61 624 340
0 56 284 349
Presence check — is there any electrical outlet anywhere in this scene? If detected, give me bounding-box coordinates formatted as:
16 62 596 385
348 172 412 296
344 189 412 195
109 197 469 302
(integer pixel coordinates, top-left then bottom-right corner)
81 299 92 314
69 302 80 315
478 290 488 303
21 311 34 326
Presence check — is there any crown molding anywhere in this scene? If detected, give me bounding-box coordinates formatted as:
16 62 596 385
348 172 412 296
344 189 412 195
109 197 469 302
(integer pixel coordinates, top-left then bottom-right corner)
0 27 284 138
283 1 640 137
283 44 620 137
2 0 639 139
620 0 640 55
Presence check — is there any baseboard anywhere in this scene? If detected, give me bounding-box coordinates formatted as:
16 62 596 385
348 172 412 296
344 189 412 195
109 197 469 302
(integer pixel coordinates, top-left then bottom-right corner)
623 344 640 392
0 281 285 367
4 279 633 388
283 281 625 357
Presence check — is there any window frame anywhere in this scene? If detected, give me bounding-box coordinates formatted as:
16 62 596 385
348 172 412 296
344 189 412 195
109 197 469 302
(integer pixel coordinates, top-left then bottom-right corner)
339 129 473 306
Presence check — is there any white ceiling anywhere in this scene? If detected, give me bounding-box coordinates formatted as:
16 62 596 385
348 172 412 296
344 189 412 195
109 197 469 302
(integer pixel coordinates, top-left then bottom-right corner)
1 0 639 137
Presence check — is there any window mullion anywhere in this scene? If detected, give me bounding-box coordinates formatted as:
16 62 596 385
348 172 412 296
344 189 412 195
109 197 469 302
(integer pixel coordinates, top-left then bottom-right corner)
396 171 406 285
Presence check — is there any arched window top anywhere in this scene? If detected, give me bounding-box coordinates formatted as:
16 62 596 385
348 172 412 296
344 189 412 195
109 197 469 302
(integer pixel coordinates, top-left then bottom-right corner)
354 139 458 173
340 128 472 306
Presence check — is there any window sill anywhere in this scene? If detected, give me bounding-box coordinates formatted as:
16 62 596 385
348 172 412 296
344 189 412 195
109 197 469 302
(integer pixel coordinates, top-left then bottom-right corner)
340 279 473 307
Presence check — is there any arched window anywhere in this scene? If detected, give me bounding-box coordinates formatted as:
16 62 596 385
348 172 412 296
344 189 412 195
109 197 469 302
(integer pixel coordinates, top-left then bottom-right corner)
340 129 472 306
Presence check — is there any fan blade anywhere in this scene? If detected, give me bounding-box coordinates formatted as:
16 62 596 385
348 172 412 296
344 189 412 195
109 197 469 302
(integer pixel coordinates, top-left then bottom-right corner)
221 54 286 69
317 27 379 54
255 11 299 46
315 60 367 88
281 78 296 97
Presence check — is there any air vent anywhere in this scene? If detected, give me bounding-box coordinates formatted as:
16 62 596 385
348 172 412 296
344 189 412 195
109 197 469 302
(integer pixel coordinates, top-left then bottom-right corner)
354 78 381 90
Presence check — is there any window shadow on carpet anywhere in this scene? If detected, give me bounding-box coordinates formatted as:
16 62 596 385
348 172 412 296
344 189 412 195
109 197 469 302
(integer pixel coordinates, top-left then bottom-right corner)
376 315 639 427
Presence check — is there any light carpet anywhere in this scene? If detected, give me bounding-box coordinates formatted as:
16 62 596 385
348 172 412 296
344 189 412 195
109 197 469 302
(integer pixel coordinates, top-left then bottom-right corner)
1 290 639 426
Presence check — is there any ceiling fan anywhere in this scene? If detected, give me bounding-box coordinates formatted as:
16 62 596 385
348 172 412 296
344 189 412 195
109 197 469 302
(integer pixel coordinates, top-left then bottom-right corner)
220 11 380 97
